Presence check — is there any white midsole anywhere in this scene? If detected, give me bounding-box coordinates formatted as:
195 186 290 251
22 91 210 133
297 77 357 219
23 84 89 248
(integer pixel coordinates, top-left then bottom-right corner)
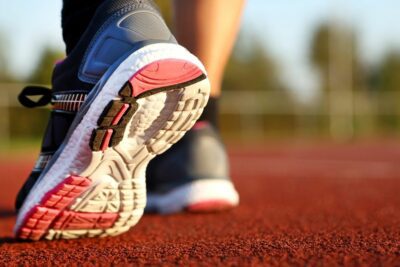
146 179 240 214
15 43 207 233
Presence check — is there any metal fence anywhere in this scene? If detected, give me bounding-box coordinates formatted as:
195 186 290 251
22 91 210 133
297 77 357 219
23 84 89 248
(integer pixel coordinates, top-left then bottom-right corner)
1 83 400 144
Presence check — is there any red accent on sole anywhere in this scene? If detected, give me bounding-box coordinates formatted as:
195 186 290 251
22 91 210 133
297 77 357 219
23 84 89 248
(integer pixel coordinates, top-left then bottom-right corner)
185 200 234 213
192 121 209 130
100 129 114 151
111 103 130 126
52 211 118 230
129 59 203 97
18 175 92 240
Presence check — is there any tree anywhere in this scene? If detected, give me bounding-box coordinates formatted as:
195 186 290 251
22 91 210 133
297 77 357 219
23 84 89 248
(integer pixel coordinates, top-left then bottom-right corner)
310 22 365 92
309 22 367 139
223 35 281 92
27 47 64 84
367 50 400 132
0 33 14 82
220 33 297 138
374 51 400 92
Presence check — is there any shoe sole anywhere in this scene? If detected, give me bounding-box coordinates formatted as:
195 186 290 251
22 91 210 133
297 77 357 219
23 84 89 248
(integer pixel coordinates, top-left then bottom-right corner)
14 43 210 240
146 179 239 214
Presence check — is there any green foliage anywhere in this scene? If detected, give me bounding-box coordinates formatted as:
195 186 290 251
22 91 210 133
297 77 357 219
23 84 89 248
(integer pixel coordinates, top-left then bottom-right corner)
310 23 330 72
0 33 15 82
366 51 400 132
375 51 400 91
8 107 49 138
220 34 296 138
310 22 365 92
223 36 281 92
27 48 64 84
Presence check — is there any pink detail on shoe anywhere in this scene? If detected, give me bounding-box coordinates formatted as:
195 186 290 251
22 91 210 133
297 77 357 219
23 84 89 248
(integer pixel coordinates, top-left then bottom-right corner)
17 176 92 240
192 121 209 130
52 211 119 230
111 103 129 126
186 200 234 213
100 129 113 151
129 59 204 97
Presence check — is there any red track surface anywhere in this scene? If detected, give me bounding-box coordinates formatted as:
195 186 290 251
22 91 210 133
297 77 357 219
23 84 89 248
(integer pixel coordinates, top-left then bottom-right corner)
1 142 400 265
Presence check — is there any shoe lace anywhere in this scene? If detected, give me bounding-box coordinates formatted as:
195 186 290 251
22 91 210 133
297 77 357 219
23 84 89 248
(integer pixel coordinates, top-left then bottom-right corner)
18 86 52 108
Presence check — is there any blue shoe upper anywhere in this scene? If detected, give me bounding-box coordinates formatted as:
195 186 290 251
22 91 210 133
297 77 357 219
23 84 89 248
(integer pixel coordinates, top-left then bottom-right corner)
53 0 175 93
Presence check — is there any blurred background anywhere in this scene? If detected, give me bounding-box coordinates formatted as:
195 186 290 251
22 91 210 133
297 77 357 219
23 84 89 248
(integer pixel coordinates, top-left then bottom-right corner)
1 0 400 150
2 2 400 260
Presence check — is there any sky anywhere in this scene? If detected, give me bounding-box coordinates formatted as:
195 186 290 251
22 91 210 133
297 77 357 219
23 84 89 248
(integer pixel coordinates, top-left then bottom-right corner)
1 0 400 99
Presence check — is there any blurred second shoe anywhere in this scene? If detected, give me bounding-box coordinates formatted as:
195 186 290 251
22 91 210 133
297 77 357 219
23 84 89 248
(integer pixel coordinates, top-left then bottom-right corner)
146 121 239 214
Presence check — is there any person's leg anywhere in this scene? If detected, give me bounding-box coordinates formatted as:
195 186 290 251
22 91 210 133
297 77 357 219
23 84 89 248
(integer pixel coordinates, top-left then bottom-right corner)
145 1 244 213
62 0 106 54
173 0 245 98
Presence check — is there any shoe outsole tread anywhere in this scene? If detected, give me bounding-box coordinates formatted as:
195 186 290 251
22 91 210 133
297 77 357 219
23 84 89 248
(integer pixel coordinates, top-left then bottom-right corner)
15 45 210 240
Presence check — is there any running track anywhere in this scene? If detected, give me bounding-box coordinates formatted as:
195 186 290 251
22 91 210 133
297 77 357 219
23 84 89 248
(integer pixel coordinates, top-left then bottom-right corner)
1 142 400 265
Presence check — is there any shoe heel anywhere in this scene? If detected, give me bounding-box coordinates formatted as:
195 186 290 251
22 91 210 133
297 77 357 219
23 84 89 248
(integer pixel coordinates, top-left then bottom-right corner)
90 58 208 152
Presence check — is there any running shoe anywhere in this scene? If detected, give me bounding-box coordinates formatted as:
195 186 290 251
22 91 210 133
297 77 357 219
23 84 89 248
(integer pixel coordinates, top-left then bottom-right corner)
146 121 239 214
15 0 209 240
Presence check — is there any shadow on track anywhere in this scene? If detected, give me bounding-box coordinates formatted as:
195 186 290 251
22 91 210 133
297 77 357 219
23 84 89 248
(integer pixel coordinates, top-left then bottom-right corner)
0 237 18 244
0 209 15 218
0 209 18 244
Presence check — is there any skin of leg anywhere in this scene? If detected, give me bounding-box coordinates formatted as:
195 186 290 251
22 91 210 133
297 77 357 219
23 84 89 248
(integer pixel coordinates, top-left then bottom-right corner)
173 0 245 97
